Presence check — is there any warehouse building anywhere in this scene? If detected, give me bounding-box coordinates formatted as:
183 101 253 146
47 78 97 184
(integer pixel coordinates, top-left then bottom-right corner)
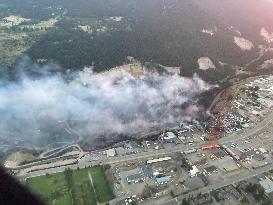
126 173 145 184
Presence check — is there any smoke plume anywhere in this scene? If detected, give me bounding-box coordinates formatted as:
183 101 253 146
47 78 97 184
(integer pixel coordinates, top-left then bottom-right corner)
0 58 212 149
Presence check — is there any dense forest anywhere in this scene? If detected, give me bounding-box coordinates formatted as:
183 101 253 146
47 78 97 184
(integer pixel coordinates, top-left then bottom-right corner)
1 0 273 82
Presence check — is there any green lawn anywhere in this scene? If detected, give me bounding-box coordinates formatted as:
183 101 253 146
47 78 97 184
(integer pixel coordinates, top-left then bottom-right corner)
27 166 113 205
29 172 72 205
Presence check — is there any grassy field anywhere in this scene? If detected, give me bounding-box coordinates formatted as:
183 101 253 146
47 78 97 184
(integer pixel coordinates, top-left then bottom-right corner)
28 166 113 205
89 166 114 202
29 172 72 205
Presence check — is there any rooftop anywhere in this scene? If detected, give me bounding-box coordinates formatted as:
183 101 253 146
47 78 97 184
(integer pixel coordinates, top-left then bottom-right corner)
140 165 153 178
126 173 145 183
156 176 171 184
165 132 176 139
105 148 116 157
259 177 273 195
204 165 217 173
147 157 172 164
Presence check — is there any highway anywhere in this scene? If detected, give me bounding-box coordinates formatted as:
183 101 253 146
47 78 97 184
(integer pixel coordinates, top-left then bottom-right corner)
19 109 273 181
220 110 273 144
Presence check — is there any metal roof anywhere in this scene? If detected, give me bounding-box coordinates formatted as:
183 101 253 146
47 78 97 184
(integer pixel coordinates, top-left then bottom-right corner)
156 176 171 183
126 173 145 182
260 177 273 194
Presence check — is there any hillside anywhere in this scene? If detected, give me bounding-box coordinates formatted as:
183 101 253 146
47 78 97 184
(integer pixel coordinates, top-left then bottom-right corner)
0 0 273 82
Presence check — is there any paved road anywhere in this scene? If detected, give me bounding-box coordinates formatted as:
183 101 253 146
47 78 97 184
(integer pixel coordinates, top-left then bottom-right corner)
162 162 273 205
20 145 189 180
19 109 273 181
220 110 273 144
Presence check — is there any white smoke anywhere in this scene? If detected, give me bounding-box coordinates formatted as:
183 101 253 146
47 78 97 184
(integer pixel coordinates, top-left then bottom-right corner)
0 60 212 149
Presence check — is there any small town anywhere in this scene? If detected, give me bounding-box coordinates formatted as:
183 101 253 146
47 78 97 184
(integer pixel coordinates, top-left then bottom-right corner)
3 74 273 205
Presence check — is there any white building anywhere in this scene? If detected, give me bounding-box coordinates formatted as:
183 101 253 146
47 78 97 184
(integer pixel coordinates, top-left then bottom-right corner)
105 148 116 157
189 165 199 177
